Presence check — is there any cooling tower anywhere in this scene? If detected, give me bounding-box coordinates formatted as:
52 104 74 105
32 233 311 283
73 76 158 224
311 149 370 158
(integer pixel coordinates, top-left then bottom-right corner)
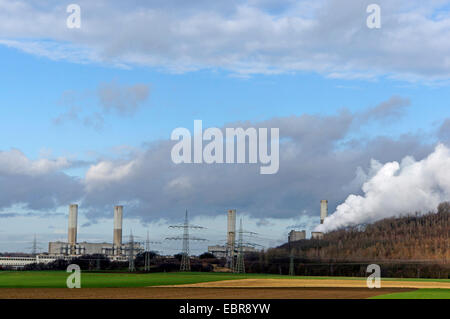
227 209 236 257
113 206 123 249
68 204 78 247
320 200 328 224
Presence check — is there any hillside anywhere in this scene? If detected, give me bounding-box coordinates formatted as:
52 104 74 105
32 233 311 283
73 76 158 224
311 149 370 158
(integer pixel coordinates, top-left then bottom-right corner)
281 202 449 262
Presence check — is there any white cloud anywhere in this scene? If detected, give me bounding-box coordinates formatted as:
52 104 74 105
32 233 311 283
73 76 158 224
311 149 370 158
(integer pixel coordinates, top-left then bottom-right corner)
0 149 70 176
85 159 137 191
1 1 450 80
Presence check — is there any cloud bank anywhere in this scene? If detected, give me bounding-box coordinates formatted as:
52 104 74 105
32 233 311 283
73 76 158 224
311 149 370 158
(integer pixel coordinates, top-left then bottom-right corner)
1 97 445 232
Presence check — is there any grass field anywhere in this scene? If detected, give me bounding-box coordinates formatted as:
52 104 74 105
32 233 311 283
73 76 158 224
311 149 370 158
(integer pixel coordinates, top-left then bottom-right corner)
0 271 448 298
0 271 299 288
370 288 450 299
0 271 448 288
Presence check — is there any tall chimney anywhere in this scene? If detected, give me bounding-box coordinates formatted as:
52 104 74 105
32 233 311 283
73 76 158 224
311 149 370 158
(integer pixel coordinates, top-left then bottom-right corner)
113 206 123 250
227 209 236 258
320 200 328 224
68 204 78 247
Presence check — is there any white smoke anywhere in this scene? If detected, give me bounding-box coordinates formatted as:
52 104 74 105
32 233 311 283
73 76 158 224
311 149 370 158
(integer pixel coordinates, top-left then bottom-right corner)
316 144 450 232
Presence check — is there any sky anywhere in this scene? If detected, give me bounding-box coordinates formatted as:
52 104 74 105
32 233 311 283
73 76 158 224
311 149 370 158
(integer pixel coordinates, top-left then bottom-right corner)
1 0 450 253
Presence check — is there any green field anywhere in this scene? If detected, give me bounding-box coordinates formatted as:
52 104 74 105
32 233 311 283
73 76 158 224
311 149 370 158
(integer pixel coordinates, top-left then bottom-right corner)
0 271 448 288
0 271 448 299
371 289 450 299
0 271 299 288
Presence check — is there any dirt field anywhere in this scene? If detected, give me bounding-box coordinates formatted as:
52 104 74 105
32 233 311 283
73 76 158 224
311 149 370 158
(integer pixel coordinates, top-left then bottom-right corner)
0 287 415 299
173 278 450 289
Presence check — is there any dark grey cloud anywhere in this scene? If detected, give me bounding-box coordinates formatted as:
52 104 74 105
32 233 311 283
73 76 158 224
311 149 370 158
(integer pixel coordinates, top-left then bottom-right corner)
0 149 83 211
2 96 434 226
80 96 430 222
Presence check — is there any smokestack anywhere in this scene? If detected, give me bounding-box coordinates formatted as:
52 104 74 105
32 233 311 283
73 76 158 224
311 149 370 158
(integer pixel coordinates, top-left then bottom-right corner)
227 209 236 257
114 206 123 249
320 200 328 224
68 204 78 247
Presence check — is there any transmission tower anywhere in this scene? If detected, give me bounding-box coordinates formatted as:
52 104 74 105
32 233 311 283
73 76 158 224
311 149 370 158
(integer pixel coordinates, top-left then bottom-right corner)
144 230 161 272
235 219 245 273
167 210 206 271
128 230 135 272
289 252 295 276
27 234 42 256
233 219 263 274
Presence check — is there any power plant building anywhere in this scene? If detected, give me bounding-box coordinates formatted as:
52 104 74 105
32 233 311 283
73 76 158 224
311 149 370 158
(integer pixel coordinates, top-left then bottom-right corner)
288 230 306 243
311 231 324 240
47 204 143 260
208 245 258 258
207 209 259 258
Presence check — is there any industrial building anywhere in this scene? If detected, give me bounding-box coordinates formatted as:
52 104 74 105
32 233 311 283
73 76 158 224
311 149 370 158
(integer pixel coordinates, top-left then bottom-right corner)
0 204 144 268
48 204 143 260
208 245 258 258
287 199 328 242
288 230 306 243
311 232 324 239
0 255 70 269
207 209 259 259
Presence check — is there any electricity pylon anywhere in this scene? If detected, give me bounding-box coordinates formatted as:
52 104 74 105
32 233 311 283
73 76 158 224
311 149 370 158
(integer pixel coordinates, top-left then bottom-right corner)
128 231 135 272
235 219 245 273
144 230 161 272
167 210 206 271
27 234 42 256
233 218 262 274
289 253 295 276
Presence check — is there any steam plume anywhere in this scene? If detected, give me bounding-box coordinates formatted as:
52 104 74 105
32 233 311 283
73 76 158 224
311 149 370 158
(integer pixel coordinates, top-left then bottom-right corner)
316 144 450 232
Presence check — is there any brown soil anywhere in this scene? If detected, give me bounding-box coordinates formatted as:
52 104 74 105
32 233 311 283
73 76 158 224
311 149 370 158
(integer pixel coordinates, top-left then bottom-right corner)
174 278 450 289
0 287 415 299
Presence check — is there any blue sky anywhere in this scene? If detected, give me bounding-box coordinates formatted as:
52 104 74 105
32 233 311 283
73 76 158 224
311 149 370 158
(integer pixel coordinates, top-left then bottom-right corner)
1 45 447 165
1 0 450 253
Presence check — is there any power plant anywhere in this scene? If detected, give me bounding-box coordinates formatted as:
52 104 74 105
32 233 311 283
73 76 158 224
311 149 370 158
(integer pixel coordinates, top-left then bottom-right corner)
208 209 258 266
288 200 327 242
1 200 328 269
48 204 143 261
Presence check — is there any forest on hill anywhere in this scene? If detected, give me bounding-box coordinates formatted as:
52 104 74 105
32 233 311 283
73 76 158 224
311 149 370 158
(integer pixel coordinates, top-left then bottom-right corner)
245 202 449 278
